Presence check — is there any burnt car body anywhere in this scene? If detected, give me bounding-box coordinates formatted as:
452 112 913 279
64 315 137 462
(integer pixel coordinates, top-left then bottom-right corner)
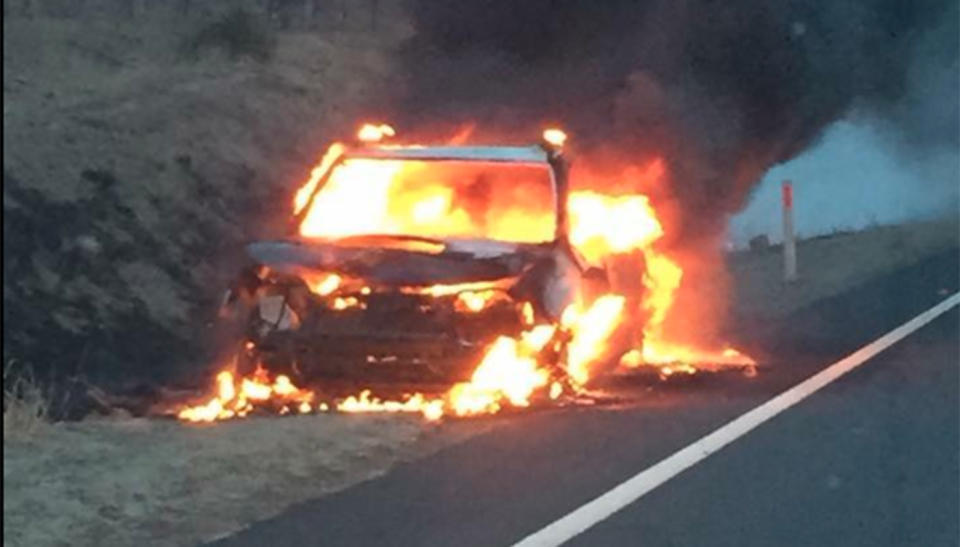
220 136 622 384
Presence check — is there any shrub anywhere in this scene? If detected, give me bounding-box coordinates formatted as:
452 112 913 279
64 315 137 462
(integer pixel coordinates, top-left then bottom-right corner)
3 361 49 439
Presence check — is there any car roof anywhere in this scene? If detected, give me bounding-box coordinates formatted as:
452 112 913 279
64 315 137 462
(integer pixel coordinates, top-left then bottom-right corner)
343 145 550 163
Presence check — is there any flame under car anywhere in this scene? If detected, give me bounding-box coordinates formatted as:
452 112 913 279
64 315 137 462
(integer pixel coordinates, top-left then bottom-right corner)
221 138 629 385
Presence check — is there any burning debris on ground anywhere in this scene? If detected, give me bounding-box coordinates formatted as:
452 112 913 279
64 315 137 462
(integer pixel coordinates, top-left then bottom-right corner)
174 124 757 424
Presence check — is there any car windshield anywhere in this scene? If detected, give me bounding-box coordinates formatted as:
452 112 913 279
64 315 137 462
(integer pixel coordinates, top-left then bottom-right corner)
299 158 557 244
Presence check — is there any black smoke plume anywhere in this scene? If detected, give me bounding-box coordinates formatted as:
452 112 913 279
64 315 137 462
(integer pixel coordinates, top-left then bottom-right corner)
394 0 958 240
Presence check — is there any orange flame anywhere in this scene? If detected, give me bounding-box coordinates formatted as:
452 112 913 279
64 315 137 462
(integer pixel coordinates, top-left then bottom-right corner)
334 296 631 421
293 143 345 216
447 327 554 416
357 123 396 143
567 191 663 264
562 294 626 386
177 369 315 423
448 123 477 145
455 290 500 313
297 156 557 244
566 182 753 370
338 390 444 421
543 128 567 147
304 273 341 296
335 323 557 420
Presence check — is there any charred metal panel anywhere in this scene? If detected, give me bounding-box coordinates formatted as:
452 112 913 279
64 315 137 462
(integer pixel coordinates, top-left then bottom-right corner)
246 240 547 286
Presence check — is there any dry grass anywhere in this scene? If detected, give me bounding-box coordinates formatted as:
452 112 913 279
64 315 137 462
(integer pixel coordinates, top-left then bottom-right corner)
728 217 959 322
2 362 50 440
2 414 491 547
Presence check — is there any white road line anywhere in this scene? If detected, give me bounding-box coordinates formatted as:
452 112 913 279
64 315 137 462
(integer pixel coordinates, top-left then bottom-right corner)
514 291 960 547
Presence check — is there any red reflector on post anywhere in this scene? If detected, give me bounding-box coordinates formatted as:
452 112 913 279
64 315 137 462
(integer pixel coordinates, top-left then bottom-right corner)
782 180 793 209
781 179 797 282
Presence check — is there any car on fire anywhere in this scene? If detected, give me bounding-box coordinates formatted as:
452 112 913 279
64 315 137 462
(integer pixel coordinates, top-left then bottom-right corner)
219 127 640 385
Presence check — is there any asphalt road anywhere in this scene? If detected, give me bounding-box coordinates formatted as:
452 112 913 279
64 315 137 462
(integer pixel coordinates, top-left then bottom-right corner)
213 249 959 547
570 307 958 547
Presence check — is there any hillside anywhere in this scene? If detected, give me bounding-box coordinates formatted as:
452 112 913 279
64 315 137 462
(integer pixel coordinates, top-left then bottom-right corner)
3 1 407 393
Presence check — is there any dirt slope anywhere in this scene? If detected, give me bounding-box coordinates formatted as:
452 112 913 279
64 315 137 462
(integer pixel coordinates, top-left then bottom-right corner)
3 2 406 388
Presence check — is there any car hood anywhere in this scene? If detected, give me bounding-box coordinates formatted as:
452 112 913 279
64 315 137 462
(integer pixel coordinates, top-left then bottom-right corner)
246 237 552 286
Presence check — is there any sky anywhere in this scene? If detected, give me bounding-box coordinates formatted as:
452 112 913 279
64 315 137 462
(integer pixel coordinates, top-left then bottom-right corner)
728 118 959 248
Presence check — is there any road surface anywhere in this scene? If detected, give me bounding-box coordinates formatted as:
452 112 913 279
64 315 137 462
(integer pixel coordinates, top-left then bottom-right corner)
213 250 959 547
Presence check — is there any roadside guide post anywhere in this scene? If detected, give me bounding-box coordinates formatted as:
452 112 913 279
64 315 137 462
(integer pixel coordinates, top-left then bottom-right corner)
782 180 797 283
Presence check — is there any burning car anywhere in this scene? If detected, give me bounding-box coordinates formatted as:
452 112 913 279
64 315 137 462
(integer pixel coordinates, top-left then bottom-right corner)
219 126 637 386
179 124 758 423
